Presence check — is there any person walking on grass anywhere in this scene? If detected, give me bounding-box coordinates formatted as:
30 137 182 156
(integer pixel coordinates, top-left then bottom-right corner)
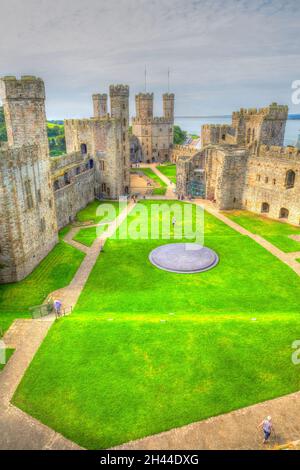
258 416 273 444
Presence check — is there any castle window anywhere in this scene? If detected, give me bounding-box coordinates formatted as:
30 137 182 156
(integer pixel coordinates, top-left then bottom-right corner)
24 180 34 210
37 189 42 203
122 104 126 110
101 183 106 192
64 172 70 185
256 174 261 181
100 160 105 171
285 170 295 189
107 187 110 196
54 180 59 191
76 167 80 175
222 134 226 141
123 118 126 126
261 202 270 213
265 177 269 183
80 143 87 155
273 179 276 185
252 129 255 141
123 132 126 142
89 159 94 169
279 207 289 219
49 199 52 208
247 128 251 144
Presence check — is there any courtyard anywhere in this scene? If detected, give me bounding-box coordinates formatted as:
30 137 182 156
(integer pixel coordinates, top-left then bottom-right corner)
5 199 300 449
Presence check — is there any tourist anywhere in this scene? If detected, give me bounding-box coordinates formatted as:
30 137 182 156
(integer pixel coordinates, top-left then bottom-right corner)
258 416 273 444
172 216 176 228
54 299 62 317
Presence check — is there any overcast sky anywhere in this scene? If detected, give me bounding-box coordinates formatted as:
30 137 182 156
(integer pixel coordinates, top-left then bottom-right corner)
0 0 299 119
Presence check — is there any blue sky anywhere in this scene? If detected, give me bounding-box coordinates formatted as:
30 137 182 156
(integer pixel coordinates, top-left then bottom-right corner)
0 0 299 119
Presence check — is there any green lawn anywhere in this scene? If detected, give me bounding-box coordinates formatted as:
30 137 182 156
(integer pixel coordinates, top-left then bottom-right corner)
73 225 109 247
157 164 177 184
0 348 14 371
76 200 126 224
13 201 300 449
0 241 85 336
131 168 167 195
223 210 300 253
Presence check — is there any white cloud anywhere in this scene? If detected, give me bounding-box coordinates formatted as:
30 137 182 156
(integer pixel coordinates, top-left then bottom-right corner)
0 0 299 117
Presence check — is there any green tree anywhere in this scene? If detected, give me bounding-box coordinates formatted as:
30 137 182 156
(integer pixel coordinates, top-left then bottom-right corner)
173 125 187 145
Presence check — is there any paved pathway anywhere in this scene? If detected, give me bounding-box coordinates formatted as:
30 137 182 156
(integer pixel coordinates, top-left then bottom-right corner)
0 201 136 450
139 164 177 199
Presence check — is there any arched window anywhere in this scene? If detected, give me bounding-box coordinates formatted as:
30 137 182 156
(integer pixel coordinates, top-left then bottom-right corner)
247 128 251 144
285 170 295 189
279 207 289 219
64 172 70 184
222 134 226 141
53 180 59 191
261 202 269 213
80 143 87 155
89 159 94 169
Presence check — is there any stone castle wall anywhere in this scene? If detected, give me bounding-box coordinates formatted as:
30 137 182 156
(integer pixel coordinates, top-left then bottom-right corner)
132 93 174 163
0 144 58 283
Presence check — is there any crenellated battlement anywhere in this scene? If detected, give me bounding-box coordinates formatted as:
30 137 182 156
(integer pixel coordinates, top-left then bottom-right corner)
258 144 300 159
0 75 45 101
232 103 288 120
135 93 154 100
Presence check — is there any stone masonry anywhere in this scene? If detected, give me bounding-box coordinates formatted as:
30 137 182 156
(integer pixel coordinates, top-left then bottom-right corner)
131 92 174 163
176 103 300 225
0 76 130 283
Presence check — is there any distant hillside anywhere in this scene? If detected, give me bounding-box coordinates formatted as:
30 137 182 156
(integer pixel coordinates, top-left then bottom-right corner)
0 107 66 156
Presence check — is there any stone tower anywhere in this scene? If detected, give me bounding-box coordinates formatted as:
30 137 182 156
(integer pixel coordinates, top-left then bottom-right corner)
92 93 107 117
0 76 57 283
109 85 130 194
0 76 49 149
135 93 154 120
163 93 175 120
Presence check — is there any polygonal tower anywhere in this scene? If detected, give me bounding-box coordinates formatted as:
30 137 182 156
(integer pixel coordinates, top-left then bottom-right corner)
163 93 175 121
0 76 57 283
109 85 130 194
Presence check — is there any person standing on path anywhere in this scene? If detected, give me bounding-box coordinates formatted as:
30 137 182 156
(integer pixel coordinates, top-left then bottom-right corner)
172 216 176 228
258 416 273 444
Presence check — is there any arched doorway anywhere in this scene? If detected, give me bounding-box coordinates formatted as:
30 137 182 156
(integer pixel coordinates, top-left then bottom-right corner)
279 207 289 219
261 202 270 213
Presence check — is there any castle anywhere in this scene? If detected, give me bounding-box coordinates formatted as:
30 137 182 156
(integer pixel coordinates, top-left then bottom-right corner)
0 76 130 284
131 92 174 163
176 103 300 225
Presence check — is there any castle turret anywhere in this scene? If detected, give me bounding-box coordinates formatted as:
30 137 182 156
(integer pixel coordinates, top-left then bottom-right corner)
0 76 48 151
92 93 107 117
109 85 130 194
0 76 57 283
163 93 174 121
135 93 154 120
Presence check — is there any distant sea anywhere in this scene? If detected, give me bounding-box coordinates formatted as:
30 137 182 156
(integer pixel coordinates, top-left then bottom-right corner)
175 116 300 147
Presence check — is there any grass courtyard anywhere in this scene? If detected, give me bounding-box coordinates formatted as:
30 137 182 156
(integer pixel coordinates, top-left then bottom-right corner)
73 225 109 247
157 164 177 184
223 210 300 252
13 201 300 449
0 240 85 337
